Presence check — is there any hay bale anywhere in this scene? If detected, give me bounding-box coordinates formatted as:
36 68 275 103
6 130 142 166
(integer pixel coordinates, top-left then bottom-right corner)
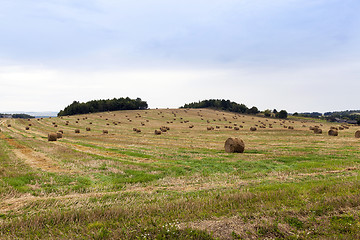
309 126 315 130
25 127 30 130
75 129 80 133
250 127 257 131
355 130 360 138
328 129 338 136
288 126 294 130
48 133 57 141
234 127 240 130
314 128 322 134
224 138 245 153
86 127 91 131
7 124 11 127
58 130 63 133
54 124 58 127
103 130 108 134
189 125 194 128
136 129 141 133
56 132 63 138
154 130 162 135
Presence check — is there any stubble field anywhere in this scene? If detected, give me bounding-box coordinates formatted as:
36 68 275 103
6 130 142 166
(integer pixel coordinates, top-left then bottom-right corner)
0 108 359 239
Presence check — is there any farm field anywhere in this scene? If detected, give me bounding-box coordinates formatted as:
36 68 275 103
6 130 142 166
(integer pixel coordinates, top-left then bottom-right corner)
0 108 360 239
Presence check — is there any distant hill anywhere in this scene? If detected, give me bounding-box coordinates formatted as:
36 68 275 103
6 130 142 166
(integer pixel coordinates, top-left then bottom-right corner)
1 111 57 118
0 113 35 119
324 110 360 124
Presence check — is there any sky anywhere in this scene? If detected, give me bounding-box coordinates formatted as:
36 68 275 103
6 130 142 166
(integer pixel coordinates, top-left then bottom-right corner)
1 0 360 113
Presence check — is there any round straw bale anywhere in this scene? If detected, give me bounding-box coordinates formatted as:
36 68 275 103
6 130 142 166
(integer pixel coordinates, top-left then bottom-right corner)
48 133 57 141
7 124 11 127
54 124 58 127
189 125 194 128
56 132 63 138
58 130 63 133
103 130 108 134
355 130 360 138
328 129 338 136
250 127 257 131
86 127 91 131
314 128 322 134
75 129 80 133
25 127 30 130
136 129 141 133
234 127 240 130
224 138 245 153
155 130 162 135
309 126 315 130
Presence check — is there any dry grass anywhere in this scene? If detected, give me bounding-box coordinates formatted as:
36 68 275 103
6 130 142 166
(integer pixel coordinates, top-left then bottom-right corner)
0 109 359 239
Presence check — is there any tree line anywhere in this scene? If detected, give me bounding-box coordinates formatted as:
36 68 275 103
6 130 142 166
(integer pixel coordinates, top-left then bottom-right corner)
58 97 148 116
0 113 35 119
182 99 289 118
181 99 258 114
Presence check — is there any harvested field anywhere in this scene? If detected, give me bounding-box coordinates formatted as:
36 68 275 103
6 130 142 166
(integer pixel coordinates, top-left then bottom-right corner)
0 109 359 239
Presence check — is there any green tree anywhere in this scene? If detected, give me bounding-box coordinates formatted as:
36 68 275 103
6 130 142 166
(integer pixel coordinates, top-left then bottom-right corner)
276 110 288 119
247 106 259 115
264 109 272 117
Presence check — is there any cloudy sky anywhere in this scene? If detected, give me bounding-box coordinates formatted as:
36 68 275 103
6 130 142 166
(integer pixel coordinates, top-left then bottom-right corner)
1 0 360 113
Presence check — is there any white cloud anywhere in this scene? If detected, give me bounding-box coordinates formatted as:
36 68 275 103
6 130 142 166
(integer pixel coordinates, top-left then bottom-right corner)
1 1 360 113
